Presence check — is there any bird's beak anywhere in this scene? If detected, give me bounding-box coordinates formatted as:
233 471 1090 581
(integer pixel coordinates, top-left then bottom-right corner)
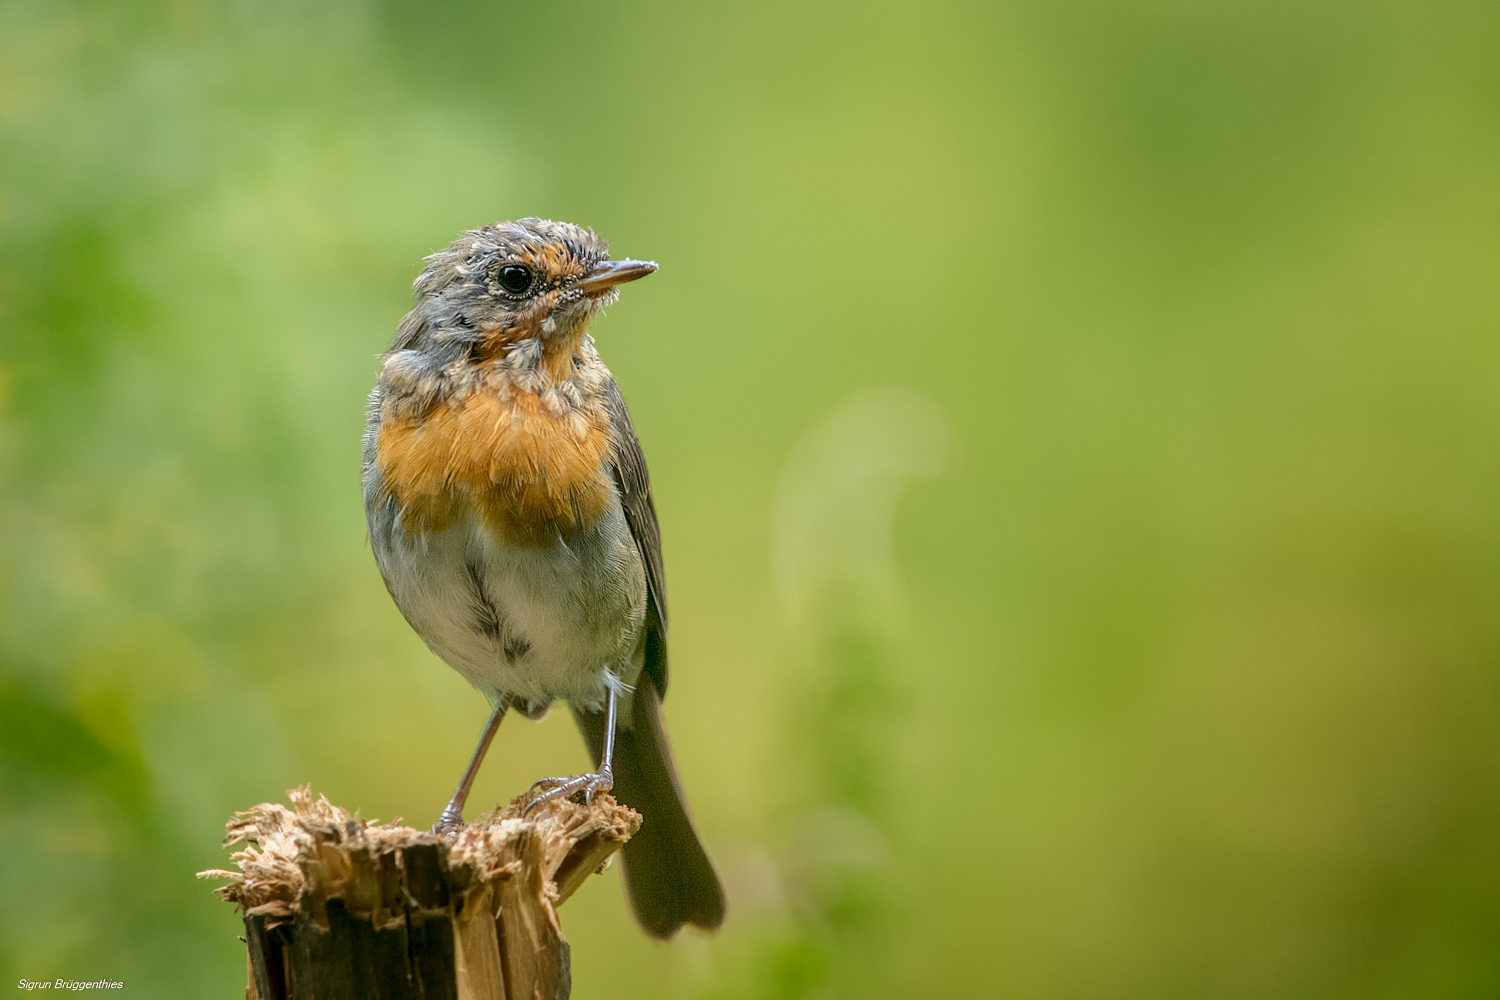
577 259 658 296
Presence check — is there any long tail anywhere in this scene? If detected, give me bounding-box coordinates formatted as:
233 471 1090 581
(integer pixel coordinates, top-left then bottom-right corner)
572 681 726 938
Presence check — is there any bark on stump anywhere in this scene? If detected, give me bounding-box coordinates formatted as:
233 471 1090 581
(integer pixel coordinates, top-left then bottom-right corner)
199 786 640 1000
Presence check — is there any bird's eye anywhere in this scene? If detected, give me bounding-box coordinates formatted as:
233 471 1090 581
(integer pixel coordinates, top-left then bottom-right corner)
497 265 532 295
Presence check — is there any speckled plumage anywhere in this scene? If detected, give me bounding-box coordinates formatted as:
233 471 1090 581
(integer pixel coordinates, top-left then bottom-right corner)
361 219 723 937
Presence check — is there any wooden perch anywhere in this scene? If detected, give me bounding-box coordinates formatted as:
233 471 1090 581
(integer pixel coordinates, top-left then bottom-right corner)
199 787 640 1000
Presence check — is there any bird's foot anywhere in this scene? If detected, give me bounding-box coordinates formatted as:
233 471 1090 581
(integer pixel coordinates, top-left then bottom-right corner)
523 768 614 815
432 804 466 836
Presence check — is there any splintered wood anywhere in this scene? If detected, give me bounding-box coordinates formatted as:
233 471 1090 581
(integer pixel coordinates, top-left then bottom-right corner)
199 787 639 1000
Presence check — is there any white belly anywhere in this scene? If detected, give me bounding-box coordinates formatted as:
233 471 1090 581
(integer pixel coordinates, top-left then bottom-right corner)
370 498 648 711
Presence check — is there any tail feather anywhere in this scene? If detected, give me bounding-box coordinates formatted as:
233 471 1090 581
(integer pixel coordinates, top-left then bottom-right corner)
573 683 725 938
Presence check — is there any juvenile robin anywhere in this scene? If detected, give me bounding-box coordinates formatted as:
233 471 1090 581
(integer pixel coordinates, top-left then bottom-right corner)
361 218 725 938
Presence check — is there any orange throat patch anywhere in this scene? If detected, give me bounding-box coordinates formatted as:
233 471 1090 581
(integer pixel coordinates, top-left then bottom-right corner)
376 381 613 545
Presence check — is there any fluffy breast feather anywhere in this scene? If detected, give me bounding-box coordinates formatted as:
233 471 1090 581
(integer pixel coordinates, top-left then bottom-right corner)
375 372 615 545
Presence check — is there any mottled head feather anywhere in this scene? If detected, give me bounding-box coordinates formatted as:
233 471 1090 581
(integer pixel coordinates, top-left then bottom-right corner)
415 219 609 300
389 219 622 376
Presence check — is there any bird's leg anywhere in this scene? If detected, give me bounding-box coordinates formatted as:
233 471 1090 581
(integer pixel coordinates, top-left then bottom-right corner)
433 695 510 835
524 677 618 815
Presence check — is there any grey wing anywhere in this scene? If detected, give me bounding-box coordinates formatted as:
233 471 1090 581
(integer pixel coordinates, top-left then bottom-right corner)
604 378 669 696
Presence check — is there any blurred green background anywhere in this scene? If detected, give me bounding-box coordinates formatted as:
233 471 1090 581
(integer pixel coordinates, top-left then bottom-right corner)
3 0 1499 996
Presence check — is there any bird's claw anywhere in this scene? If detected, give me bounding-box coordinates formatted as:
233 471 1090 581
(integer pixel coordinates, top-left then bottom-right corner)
432 804 466 836
523 770 613 815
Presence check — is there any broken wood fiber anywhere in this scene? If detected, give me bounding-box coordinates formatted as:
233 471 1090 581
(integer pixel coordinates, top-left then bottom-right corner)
199 786 640 1000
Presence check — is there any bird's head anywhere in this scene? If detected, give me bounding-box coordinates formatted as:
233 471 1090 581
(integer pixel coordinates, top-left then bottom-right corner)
413 218 655 370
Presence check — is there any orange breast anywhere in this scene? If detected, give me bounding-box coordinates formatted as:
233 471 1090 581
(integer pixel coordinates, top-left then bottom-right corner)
376 385 614 546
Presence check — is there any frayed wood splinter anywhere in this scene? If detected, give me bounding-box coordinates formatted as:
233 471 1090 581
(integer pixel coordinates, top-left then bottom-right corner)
199 785 639 1000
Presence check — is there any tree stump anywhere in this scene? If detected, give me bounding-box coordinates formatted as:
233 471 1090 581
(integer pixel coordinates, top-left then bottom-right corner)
199 787 640 1000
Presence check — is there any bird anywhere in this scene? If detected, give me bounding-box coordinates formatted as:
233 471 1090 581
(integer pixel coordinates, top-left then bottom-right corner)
360 218 725 938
